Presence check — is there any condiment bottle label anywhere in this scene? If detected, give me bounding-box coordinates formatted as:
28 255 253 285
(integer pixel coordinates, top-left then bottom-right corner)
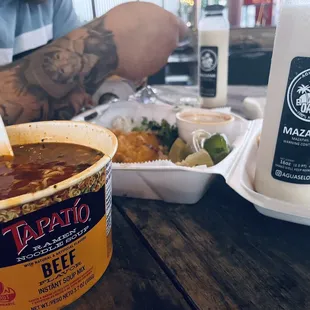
272 57 310 184
0 163 112 309
200 46 218 98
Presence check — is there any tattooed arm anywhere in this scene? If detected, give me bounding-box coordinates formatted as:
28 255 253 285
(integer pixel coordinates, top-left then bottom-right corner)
0 2 187 125
0 17 118 125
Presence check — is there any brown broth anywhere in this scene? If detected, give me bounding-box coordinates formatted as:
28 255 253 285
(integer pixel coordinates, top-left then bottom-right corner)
0 143 103 201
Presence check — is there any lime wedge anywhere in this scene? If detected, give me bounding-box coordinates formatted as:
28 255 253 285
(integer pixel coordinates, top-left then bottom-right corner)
169 138 192 163
177 149 214 167
203 134 230 164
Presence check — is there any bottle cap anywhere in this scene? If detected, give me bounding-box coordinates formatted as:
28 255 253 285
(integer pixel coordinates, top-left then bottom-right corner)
205 4 225 16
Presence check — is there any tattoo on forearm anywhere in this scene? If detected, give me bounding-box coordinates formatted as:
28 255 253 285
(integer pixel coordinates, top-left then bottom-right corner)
0 17 118 125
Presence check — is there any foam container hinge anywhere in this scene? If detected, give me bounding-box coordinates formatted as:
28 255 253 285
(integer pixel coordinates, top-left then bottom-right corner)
73 101 257 204
225 119 310 226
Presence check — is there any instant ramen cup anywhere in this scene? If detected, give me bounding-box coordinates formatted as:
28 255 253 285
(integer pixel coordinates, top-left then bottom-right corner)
0 121 117 309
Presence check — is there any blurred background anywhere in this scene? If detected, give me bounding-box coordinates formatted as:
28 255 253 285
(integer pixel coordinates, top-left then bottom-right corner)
72 0 279 86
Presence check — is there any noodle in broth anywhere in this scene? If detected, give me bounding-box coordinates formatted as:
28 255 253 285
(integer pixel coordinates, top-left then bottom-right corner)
0 143 103 201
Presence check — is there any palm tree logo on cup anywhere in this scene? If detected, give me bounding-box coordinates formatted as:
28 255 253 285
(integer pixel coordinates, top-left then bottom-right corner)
297 84 310 102
201 49 218 72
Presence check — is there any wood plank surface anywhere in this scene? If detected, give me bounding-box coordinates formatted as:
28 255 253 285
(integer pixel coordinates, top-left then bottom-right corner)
115 176 310 310
68 208 191 310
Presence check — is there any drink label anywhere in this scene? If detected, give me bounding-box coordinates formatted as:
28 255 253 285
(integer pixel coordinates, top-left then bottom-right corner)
200 46 218 98
272 57 310 184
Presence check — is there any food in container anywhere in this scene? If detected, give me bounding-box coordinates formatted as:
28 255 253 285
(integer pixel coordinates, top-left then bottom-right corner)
72 101 249 204
168 138 192 164
176 108 235 144
193 132 231 165
0 121 117 309
111 118 178 164
0 144 103 200
177 149 214 167
111 115 231 168
112 130 167 163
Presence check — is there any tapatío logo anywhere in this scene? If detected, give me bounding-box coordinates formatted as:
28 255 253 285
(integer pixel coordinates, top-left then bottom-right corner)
201 49 217 72
287 68 310 122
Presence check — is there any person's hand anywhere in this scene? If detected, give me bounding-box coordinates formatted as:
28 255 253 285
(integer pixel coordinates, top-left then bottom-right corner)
105 2 188 80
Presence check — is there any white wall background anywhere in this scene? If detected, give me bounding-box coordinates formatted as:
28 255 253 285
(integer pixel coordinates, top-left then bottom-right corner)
72 0 181 23
71 0 277 30
95 0 136 17
72 0 94 23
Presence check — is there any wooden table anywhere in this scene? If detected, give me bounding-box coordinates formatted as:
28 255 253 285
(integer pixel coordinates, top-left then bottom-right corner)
70 87 310 310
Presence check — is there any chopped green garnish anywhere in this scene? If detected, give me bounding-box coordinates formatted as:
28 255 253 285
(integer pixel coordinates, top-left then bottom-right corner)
133 118 178 149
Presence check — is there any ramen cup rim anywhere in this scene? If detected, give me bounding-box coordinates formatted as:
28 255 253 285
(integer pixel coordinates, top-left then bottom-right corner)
0 120 118 210
176 110 235 126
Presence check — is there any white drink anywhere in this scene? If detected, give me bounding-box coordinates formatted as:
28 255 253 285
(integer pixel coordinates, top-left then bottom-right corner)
255 0 310 204
198 5 229 108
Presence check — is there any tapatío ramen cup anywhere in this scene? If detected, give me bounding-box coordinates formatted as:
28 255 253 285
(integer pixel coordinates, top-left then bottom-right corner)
0 121 117 309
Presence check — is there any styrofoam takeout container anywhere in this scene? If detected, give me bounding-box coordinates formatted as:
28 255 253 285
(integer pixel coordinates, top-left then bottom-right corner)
74 102 310 225
73 101 251 204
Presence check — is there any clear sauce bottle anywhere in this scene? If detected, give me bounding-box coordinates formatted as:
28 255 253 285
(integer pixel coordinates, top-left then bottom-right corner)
198 5 229 108
255 0 310 204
